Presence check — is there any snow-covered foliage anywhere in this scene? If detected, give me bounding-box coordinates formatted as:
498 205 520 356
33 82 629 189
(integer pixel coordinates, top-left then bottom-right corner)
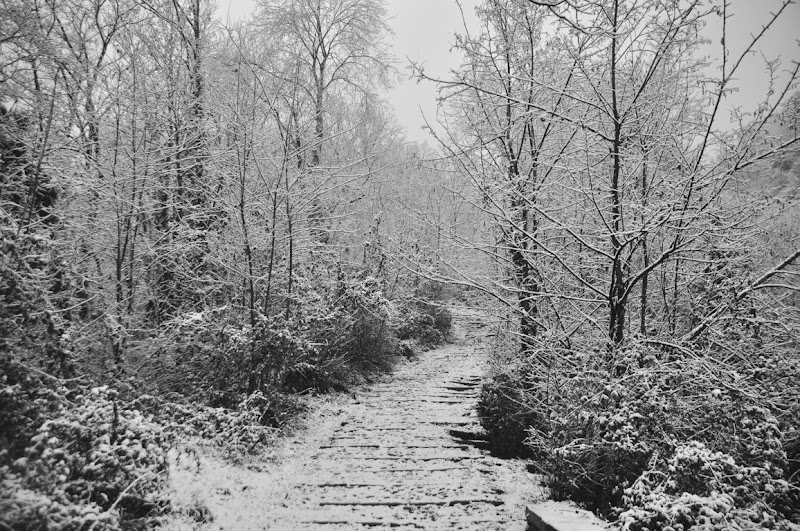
0 355 305 529
477 371 540 457
136 273 453 406
0 0 454 527
0 364 170 530
130 391 289 457
393 297 453 348
480 335 800 529
619 440 795 530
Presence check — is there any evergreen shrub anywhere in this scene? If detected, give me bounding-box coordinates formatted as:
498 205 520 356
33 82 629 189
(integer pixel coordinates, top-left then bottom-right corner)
478 336 800 528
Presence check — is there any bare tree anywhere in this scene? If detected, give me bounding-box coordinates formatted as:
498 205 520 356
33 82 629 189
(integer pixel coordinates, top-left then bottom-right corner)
425 0 799 355
257 0 393 166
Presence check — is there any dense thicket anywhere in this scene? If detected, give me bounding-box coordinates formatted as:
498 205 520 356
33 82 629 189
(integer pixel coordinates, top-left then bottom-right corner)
419 0 800 528
0 0 457 527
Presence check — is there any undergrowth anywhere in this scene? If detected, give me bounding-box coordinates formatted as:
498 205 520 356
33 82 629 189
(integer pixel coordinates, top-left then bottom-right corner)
1 273 453 530
478 329 800 530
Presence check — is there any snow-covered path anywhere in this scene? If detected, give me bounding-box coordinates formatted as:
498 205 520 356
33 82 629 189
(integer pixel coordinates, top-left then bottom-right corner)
262 308 541 529
168 307 543 529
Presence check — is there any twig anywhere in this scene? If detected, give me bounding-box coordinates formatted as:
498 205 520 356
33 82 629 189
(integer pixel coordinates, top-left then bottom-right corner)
684 249 800 341
87 471 156 531
7 359 85 384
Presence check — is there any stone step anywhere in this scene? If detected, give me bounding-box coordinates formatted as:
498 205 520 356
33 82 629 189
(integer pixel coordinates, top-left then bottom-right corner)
526 502 610 531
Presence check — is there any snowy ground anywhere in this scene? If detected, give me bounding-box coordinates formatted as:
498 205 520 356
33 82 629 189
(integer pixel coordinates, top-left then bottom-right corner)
164 307 545 530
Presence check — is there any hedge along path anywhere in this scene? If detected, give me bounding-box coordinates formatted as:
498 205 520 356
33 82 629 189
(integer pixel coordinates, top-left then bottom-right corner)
256 306 543 530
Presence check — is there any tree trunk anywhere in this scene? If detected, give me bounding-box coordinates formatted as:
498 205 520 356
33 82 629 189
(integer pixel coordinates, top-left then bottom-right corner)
608 0 626 346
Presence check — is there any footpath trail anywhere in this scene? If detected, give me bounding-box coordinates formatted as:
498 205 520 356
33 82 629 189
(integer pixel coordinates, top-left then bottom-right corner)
168 307 544 530
262 307 543 530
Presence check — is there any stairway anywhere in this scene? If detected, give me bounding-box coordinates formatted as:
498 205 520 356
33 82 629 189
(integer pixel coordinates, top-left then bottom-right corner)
264 307 540 529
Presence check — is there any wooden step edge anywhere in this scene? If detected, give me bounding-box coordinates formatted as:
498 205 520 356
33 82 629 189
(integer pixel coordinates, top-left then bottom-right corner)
448 429 490 441
327 435 447 441
319 444 381 448
305 519 424 528
360 466 468 472
318 498 504 507
302 482 477 487
319 444 470 449
303 518 513 528
337 455 483 461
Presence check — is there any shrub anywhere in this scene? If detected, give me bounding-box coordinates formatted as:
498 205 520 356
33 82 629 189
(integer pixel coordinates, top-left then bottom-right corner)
0 217 73 375
619 440 797 531
138 308 314 407
0 356 63 461
480 336 800 526
477 372 539 457
424 301 453 338
137 269 405 401
306 274 397 375
0 364 171 530
250 321 316 394
130 389 303 456
534 343 797 517
393 299 452 348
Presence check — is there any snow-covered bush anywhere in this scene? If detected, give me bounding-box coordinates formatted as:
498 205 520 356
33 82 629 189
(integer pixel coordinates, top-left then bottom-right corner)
138 306 313 406
139 270 408 400
536 343 798 519
477 371 540 457
393 302 450 347
393 281 453 348
131 391 291 456
479 336 800 527
300 273 396 375
0 365 171 530
619 441 795 530
0 212 73 374
540 346 670 510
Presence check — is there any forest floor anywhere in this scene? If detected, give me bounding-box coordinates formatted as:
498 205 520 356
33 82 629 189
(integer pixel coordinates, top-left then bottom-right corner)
163 306 545 530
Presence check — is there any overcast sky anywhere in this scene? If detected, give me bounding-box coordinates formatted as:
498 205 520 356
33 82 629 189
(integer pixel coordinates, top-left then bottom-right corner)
219 0 799 143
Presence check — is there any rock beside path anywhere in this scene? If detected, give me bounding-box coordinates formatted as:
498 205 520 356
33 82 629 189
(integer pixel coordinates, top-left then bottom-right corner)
526 502 610 531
